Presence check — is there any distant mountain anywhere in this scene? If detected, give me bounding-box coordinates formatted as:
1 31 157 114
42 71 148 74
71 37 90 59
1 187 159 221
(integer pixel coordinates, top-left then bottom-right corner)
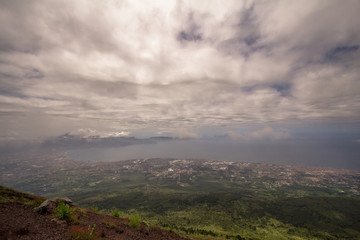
0 134 174 152
40 133 159 150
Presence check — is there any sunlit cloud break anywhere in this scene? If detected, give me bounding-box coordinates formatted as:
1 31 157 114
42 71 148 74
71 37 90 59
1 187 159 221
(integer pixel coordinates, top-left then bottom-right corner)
71 129 131 138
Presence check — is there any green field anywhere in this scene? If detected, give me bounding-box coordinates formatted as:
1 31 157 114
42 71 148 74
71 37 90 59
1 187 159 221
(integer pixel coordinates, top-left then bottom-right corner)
65 175 360 239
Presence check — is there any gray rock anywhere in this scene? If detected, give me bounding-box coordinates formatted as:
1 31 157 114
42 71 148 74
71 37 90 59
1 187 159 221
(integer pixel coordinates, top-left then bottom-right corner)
35 199 56 214
35 197 73 214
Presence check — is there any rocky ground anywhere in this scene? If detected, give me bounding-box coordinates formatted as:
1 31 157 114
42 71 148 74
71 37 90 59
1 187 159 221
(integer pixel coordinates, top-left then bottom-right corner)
0 186 188 240
0 202 68 240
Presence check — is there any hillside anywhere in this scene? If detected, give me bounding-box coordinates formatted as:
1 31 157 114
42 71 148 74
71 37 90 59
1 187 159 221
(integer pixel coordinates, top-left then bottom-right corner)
0 186 187 240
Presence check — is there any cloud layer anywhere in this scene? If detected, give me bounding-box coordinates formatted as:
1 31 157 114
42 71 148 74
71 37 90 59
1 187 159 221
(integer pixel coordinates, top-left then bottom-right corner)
0 0 359 139
226 126 290 141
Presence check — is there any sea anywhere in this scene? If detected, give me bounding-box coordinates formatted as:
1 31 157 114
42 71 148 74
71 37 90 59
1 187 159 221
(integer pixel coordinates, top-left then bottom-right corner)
67 137 360 171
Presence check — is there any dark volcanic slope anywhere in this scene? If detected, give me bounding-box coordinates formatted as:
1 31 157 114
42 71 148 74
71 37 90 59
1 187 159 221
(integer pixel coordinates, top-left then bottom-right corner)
0 186 188 240
0 203 68 240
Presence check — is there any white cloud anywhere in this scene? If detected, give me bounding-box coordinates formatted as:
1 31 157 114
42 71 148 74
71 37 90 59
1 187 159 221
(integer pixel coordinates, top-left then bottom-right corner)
72 129 131 138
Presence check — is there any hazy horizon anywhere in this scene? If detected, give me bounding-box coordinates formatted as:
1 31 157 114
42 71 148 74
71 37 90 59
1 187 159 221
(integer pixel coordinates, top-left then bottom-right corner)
65 136 360 171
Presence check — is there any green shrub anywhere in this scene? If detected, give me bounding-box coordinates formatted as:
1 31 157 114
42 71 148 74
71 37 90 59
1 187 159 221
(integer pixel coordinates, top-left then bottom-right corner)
129 213 141 228
111 209 120 218
55 201 72 222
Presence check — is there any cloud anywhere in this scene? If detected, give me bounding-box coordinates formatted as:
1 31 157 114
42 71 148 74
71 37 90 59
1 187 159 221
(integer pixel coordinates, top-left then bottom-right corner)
172 128 199 139
225 127 291 141
72 129 131 138
249 126 291 140
0 0 359 139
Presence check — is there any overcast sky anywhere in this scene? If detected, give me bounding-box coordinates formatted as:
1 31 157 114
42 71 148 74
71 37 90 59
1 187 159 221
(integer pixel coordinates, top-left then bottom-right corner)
0 0 360 141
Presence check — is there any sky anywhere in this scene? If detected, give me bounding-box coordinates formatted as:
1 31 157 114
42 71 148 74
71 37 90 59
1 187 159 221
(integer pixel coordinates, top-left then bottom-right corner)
0 0 360 142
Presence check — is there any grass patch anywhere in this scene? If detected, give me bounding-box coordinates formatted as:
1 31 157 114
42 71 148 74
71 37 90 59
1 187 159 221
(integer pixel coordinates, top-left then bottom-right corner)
128 212 141 228
55 201 72 222
111 208 121 218
0 185 45 207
